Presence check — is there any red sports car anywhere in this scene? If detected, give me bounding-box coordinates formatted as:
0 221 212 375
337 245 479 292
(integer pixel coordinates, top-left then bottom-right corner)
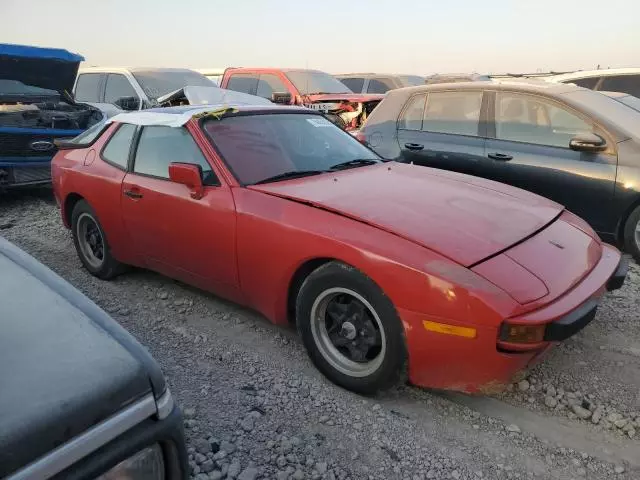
51 105 628 394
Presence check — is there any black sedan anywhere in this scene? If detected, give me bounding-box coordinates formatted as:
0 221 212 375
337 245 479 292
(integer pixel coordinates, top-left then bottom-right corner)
359 81 640 262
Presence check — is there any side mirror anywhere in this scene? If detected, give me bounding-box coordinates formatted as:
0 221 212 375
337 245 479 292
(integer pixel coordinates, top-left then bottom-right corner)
168 163 204 199
271 92 292 104
569 133 607 152
113 96 141 111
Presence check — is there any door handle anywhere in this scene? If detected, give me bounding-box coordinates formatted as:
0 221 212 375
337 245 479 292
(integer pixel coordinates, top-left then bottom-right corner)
487 153 513 161
124 189 144 199
404 143 424 151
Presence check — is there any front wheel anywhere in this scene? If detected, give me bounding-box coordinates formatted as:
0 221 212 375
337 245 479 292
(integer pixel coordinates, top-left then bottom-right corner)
296 262 406 394
623 205 640 264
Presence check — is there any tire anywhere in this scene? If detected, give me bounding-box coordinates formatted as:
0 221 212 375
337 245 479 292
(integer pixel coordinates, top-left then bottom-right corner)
296 261 407 394
623 205 640 264
71 200 125 279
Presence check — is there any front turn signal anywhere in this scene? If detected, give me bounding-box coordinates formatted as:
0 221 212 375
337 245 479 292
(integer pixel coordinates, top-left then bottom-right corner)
499 323 546 344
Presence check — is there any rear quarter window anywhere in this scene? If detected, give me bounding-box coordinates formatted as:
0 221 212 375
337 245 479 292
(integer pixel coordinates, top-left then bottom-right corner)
101 124 136 169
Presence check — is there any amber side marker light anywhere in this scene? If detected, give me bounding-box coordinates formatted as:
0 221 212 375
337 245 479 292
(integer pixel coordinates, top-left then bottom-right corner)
423 320 477 339
499 323 546 344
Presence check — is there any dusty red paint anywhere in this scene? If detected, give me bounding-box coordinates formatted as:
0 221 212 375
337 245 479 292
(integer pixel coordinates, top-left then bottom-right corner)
52 113 624 393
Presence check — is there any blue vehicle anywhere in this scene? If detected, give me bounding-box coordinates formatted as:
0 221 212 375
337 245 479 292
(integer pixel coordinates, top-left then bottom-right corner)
0 43 103 188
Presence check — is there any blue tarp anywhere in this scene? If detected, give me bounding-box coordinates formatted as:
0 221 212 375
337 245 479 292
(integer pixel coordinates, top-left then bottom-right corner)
0 43 84 63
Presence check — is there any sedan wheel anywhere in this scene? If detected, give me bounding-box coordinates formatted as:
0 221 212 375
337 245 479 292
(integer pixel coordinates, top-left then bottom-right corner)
296 261 406 394
310 288 386 378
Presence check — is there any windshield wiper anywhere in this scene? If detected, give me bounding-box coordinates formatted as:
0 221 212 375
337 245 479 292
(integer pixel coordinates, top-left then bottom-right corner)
252 170 327 185
329 159 379 171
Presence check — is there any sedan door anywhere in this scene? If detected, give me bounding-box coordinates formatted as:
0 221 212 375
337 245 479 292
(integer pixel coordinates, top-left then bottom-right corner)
396 90 493 178
120 125 239 297
484 91 618 235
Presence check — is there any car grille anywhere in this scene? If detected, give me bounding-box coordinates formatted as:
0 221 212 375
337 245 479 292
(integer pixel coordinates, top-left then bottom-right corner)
0 166 51 186
0 132 56 157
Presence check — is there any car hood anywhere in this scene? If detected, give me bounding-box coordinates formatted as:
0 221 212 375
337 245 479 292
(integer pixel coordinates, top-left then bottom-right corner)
250 162 564 266
0 237 164 477
305 93 385 103
0 43 84 95
157 85 273 106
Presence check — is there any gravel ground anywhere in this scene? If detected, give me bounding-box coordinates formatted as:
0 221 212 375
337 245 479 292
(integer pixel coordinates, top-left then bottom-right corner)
1 190 639 480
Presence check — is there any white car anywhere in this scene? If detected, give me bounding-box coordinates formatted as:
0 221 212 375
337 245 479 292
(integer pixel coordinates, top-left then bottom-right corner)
545 67 640 98
195 68 226 86
73 67 214 112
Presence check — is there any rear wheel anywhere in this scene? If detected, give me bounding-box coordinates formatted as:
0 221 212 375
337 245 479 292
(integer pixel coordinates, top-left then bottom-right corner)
296 262 406 394
71 200 125 279
623 205 640 264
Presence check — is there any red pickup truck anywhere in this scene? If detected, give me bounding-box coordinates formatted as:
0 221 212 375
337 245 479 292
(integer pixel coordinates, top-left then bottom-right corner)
220 67 384 130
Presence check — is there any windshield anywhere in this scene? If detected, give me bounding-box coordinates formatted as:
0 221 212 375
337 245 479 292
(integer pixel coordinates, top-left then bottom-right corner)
131 70 214 100
285 71 353 95
398 75 425 87
563 90 640 139
203 113 380 185
617 94 640 112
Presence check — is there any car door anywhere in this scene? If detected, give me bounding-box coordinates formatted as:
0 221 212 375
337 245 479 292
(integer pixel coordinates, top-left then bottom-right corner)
396 90 491 178
120 125 239 296
484 91 617 234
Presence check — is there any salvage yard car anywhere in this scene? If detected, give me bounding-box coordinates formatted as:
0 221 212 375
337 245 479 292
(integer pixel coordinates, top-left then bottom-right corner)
545 67 640 98
336 73 425 94
51 104 627 394
358 80 640 262
74 67 214 113
0 236 188 479
0 43 103 188
220 68 384 130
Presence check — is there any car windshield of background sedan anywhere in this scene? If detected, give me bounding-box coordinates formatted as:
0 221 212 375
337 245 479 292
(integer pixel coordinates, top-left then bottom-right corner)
398 75 425 87
615 94 640 112
203 113 381 185
131 70 214 100
285 71 353 95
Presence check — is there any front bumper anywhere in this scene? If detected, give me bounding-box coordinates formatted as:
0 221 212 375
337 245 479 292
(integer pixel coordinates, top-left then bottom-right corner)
401 243 624 393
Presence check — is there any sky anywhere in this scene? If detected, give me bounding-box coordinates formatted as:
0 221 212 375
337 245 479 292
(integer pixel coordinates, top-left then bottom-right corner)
2 0 639 75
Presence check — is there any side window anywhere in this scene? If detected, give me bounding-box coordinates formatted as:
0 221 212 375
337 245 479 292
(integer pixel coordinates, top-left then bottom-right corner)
398 94 426 130
339 77 364 93
495 93 592 148
74 73 102 102
367 78 395 94
600 75 640 98
422 91 482 136
133 126 217 185
102 124 136 169
570 77 600 90
226 74 259 95
256 74 288 98
104 74 138 104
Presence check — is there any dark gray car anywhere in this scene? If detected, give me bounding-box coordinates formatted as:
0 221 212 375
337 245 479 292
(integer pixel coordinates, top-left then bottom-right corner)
0 237 188 479
336 73 425 94
359 80 640 262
